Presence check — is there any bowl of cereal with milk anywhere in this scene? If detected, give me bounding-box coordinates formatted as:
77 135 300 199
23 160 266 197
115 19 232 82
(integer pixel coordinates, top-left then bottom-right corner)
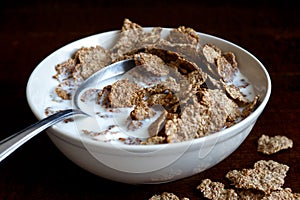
26 18 271 184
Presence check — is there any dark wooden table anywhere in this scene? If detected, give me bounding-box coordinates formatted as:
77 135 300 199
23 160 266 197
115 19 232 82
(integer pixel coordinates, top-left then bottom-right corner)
1 0 299 199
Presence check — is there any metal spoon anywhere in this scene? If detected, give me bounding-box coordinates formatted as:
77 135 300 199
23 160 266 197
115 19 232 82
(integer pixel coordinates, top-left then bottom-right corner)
0 59 136 162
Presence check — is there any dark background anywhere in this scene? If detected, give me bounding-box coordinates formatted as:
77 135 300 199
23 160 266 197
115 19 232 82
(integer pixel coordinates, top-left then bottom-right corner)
0 0 299 199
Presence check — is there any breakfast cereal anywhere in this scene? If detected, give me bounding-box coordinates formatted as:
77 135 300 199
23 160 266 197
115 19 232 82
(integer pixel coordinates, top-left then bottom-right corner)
197 179 238 200
225 160 289 194
261 188 300 200
237 188 300 200
110 18 162 61
51 18 259 144
197 160 299 199
257 134 293 155
149 192 189 200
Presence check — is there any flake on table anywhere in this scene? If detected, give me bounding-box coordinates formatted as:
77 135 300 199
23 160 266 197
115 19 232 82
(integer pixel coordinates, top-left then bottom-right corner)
196 178 238 200
257 134 293 155
149 192 189 200
226 160 289 194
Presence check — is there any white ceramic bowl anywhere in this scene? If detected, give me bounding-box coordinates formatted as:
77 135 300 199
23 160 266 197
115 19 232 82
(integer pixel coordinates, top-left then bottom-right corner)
26 28 271 184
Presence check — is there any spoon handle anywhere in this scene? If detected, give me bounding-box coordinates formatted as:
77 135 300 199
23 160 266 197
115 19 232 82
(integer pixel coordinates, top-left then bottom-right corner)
0 109 81 162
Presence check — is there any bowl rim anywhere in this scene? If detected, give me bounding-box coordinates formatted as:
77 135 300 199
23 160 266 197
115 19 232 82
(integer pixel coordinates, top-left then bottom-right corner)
26 28 272 152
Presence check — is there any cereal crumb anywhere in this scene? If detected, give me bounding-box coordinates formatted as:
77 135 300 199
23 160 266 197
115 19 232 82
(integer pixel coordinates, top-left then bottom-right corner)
73 46 111 80
149 192 189 200
237 188 300 200
237 189 265 200
196 179 238 200
130 101 156 121
257 134 293 155
226 160 289 194
202 43 221 64
261 188 300 200
108 79 141 108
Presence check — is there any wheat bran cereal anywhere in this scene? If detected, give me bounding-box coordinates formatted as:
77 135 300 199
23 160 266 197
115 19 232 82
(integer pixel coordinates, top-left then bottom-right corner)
215 55 238 83
237 189 265 200
241 95 259 119
110 18 162 61
141 136 166 145
223 83 250 105
130 101 156 121
166 26 200 46
73 46 111 80
201 88 241 124
202 43 222 64
261 188 300 200
107 79 141 108
226 160 289 194
53 46 111 100
237 188 300 200
133 52 170 77
165 97 205 143
149 192 189 200
55 80 77 100
197 160 299 199
156 40 200 65
51 18 259 145
148 110 167 137
53 58 76 82
257 134 293 155
197 179 238 200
